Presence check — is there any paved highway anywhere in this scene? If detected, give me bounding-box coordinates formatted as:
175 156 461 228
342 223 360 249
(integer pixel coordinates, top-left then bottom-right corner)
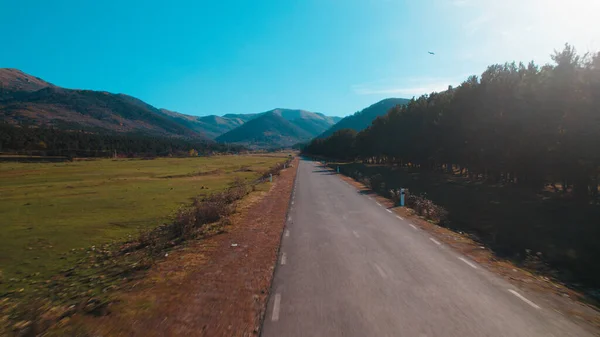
261 159 592 337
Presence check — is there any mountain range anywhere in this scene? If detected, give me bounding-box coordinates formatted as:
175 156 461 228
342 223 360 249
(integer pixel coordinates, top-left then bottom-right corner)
0 69 342 148
0 68 408 149
0 69 208 139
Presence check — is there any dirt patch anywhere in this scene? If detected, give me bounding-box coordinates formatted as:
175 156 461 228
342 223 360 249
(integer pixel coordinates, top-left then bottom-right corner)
70 158 298 336
332 165 600 332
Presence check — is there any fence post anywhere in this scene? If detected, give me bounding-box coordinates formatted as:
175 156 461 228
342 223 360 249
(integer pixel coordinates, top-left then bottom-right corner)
270 173 273 183
400 188 405 206
337 166 340 173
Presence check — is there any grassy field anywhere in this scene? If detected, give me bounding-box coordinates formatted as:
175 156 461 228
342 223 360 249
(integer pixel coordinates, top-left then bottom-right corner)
0 154 288 293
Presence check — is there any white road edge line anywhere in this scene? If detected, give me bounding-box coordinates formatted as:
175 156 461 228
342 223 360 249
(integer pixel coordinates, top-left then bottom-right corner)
271 293 282 321
396 215 404 220
508 289 541 309
367 196 372 200
376 202 382 207
374 264 387 278
352 230 360 238
291 201 294 205
288 216 291 221
409 224 417 230
284 229 290 237
386 209 392 213
281 253 287 265
458 257 478 269
430 238 441 245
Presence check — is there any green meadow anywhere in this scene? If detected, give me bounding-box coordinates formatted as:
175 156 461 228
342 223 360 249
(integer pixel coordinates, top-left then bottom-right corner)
0 155 286 293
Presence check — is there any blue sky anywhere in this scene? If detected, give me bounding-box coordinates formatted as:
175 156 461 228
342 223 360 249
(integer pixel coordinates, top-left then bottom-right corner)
1 0 598 117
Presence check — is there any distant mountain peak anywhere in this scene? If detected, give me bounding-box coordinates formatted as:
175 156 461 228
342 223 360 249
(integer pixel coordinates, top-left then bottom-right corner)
215 108 340 149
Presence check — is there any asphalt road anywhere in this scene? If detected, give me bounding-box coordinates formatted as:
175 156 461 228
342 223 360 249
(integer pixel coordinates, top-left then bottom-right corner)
261 159 593 337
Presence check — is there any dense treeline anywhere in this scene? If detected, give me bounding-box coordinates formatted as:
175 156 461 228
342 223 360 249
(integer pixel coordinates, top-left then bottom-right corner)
305 45 600 202
0 123 244 157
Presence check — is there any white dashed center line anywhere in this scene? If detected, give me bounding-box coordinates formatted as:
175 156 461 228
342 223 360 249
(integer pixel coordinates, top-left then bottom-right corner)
376 202 382 207
409 224 417 230
430 238 441 245
284 229 290 237
396 215 404 220
288 216 291 221
271 293 282 321
352 230 360 238
508 290 541 309
386 209 392 213
458 257 478 269
281 253 287 265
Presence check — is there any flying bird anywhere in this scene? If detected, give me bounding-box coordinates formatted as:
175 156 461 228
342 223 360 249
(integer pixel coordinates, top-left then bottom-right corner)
428 51 435 55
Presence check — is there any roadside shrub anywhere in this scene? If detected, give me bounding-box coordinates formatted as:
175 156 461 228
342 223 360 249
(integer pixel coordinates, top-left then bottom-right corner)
193 186 247 224
389 189 401 204
369 174 384 193
406 192 448 225
194 197 230 224
522 249 554 276
171 208 197 239
230 177 246 187
136 183 251 256
258 158 293 182
406 193 419 207
364 177 373 189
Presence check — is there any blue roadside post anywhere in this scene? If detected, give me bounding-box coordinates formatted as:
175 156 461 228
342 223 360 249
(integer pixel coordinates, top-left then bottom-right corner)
400 188 405 206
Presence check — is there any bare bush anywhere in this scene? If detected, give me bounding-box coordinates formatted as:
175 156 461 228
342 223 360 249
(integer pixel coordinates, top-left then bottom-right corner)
194 198 230 224
171 208 197 239
389 189 401 204
134 184 251 259
406 192 448 225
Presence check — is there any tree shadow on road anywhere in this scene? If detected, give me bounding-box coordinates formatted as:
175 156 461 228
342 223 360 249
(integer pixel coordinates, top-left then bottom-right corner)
311 169 337 175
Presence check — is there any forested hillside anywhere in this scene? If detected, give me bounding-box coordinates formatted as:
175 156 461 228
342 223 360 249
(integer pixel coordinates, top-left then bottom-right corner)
318 98 410 138
304 45 600 287
0 69 209 139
